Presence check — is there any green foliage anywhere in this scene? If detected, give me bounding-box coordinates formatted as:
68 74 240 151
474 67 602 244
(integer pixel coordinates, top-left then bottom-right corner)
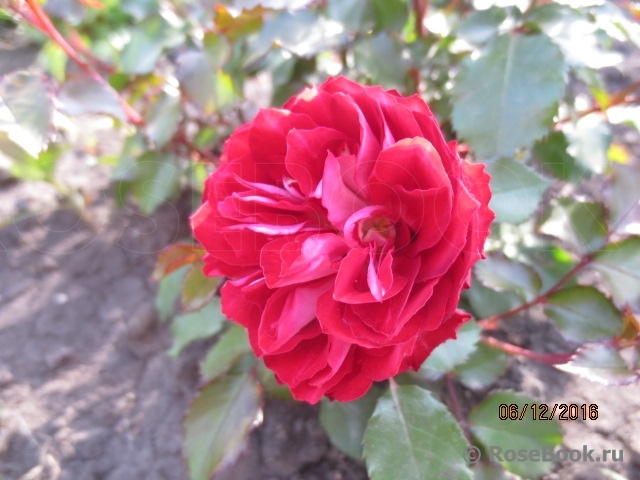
363 384 473 480
183 373 262 480
319 387 381 459
469 391 563 478
451 33 565 161
544 286 624 342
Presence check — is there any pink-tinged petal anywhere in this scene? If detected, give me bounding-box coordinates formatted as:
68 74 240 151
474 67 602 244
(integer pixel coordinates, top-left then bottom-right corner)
356 343 412 381
321 152 367 230
285 127 349 195
370 137 450 192
416 178 480 282
260 233 347 288
248 108 316 183
324 370 373 402
258 281 330 353
460 158 495 247
367 248 394 302
221 274 270 355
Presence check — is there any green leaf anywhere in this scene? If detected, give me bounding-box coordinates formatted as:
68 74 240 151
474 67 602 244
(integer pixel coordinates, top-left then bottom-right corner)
200 323 252 382
363 384 473 480
475 254 542 302
455 7 507 46
464 278 521 320
168 299 225 358
421 321 481 374
540 198 607 254
121 0 158 21
353 33 408 91
454 344 509 391
589 237 640 310
0 72 52 156
155 264 189 323
131 152 180 215
58 74 127 122
544 286 623 342
327 0 375 33
184 374 261 480
371 0 408 33
182 263 220 312
144 91 181 148
120 17 169 75
177 51 240 115
606 164 640 234
565 114 611 175
257 10 347 58
0 132 55 182
487 157 551 224
469 391 563 478
319 387 381 460
451 33 564 160
556 343 639 385
530 131 584 182
203 33 231 69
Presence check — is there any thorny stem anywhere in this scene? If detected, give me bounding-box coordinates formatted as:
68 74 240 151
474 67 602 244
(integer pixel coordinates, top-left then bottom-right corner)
15 0 142 124
477 255 593 330
555 79 640 126
481 336 574 365
445 373 472 443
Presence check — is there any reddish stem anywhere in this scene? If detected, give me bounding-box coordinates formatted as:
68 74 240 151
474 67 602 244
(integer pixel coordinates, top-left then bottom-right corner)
445 373 472 443
16 0 142 124
555 80 640 126
478 255 593 329
481 335 574 365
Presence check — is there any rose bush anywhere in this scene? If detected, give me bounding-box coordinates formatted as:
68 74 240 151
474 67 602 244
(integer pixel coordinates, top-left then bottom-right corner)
191 76 494 403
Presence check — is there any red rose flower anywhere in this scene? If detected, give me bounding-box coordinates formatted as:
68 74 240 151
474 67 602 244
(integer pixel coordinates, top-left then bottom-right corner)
191 77 494 403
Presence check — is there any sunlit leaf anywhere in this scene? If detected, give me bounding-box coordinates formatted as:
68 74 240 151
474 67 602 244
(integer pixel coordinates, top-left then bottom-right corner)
319 386 381 459
155 265 189 323
545 286 623 342
257 10 347 58
0 71 52 156
177 51 241 115
200 323 252 382
144 90 181 148
130 152 180 215
120 17 182 74
475 254 542 302
58 74 127 122
606 164 640 235
564 114 611 175
363 384 473 480
454 344 509 391
353 33 408 91
184 374 261 480
589 237 640 310
421 321 482 374
540 198 607 254
469 391 562 478
530 131 584 182
214 4 265 42
181 263 220 312
486 158 551 225
169 299 226 358
153 242 206 281
455 6 507 46
451 33 564 160
556 343 639 385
